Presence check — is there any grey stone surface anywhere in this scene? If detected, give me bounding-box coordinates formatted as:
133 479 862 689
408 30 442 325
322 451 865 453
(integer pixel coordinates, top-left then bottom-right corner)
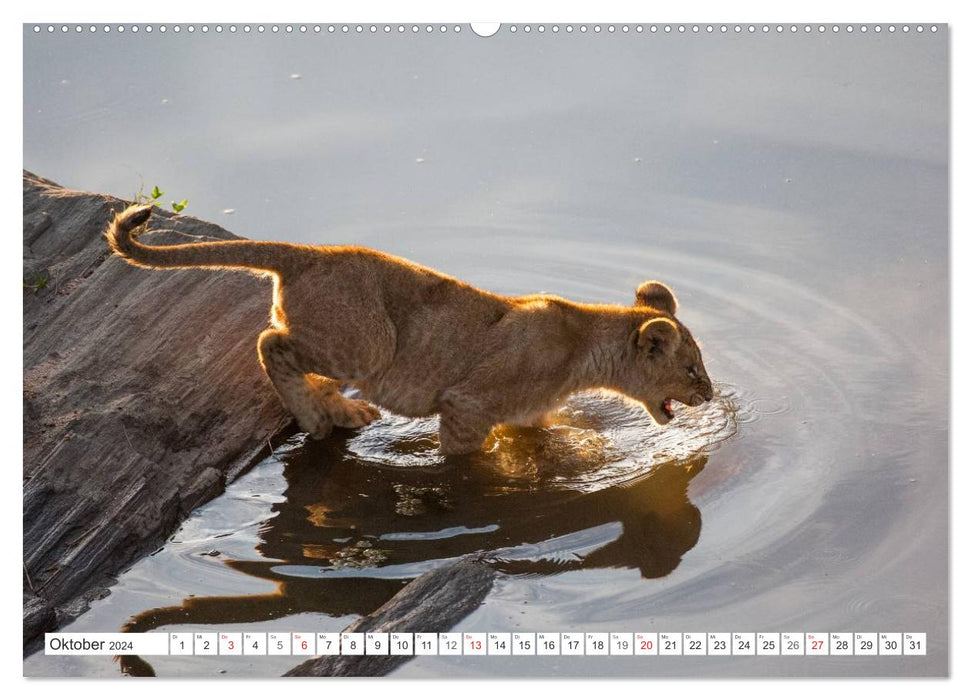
284 558 496 677
22 171 291 648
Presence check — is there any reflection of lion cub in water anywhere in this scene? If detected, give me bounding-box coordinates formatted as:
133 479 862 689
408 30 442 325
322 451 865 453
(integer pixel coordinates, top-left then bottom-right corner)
107 205 714 455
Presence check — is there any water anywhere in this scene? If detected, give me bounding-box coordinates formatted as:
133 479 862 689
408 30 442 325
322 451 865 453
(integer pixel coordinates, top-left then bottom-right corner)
23 25 948 677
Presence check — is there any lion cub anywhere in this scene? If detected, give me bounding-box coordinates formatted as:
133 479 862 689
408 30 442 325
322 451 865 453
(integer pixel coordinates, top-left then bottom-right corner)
107 205 713 454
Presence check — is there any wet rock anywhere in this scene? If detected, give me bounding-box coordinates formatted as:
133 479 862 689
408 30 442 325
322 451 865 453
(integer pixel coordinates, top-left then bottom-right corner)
22 171 291 650
330 539 389 569
393 484 453 516
284 557 496 677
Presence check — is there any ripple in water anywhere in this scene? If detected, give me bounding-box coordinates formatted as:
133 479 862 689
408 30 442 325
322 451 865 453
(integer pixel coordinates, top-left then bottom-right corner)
345 388 738 494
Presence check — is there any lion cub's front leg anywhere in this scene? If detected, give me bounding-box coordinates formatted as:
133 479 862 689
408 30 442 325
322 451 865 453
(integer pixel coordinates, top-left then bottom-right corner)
438 391 495 455
258 329 380 438
439 413 493 455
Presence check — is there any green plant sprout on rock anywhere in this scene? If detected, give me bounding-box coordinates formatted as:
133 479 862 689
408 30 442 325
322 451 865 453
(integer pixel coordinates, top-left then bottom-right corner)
132 182 188 214
23 272 49 294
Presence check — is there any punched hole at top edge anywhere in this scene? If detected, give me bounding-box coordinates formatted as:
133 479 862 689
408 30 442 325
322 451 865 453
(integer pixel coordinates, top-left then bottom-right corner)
470 23 501 37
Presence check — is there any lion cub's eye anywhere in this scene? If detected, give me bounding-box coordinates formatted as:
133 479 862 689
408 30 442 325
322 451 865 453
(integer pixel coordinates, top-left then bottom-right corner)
687 366 698 379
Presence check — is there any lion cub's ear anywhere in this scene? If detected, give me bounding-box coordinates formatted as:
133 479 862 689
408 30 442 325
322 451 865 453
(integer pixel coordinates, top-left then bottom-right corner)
635 280 678 315
634 317 681 357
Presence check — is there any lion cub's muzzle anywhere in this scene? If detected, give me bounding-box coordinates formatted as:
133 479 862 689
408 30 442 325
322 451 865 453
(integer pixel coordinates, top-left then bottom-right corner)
688 382 715 407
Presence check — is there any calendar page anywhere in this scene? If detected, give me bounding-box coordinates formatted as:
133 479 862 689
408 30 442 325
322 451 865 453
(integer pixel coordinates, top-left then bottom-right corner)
22 10 948 681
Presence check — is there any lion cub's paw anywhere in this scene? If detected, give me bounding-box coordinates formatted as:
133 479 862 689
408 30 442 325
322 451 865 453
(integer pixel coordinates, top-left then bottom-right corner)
333 398 382 429
299 414 335 440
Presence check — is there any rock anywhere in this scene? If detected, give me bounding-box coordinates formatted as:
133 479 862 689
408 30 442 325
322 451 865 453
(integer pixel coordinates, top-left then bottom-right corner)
284 558 496 677
22 171 291 650
23 592 57 645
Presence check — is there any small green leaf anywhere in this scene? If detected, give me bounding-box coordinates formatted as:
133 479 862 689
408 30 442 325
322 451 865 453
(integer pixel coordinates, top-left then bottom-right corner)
150 185 164 200
172 199 188 213
23 273 50 293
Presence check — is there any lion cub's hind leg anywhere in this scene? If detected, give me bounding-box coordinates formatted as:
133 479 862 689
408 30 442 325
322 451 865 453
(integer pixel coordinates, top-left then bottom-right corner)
258 330 334 438
305 374 382 429
257 329 380 439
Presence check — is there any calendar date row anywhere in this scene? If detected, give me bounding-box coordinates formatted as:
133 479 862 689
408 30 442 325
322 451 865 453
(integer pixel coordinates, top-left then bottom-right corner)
46 632 927 657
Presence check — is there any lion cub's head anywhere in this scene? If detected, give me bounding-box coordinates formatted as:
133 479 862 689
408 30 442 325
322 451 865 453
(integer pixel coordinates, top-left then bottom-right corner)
621 281 714 425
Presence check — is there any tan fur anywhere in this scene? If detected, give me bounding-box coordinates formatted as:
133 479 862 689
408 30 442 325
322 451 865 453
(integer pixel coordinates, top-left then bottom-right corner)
106 204 714 454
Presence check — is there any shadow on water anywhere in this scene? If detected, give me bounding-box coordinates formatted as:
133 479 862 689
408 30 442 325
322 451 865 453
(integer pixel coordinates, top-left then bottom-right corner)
118 392 735 675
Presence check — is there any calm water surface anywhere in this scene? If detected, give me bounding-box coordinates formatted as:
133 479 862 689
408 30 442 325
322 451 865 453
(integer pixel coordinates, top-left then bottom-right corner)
23 25 947 676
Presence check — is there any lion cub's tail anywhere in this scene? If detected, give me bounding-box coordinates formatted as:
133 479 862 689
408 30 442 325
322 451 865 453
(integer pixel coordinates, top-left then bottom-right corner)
106 204 303 274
